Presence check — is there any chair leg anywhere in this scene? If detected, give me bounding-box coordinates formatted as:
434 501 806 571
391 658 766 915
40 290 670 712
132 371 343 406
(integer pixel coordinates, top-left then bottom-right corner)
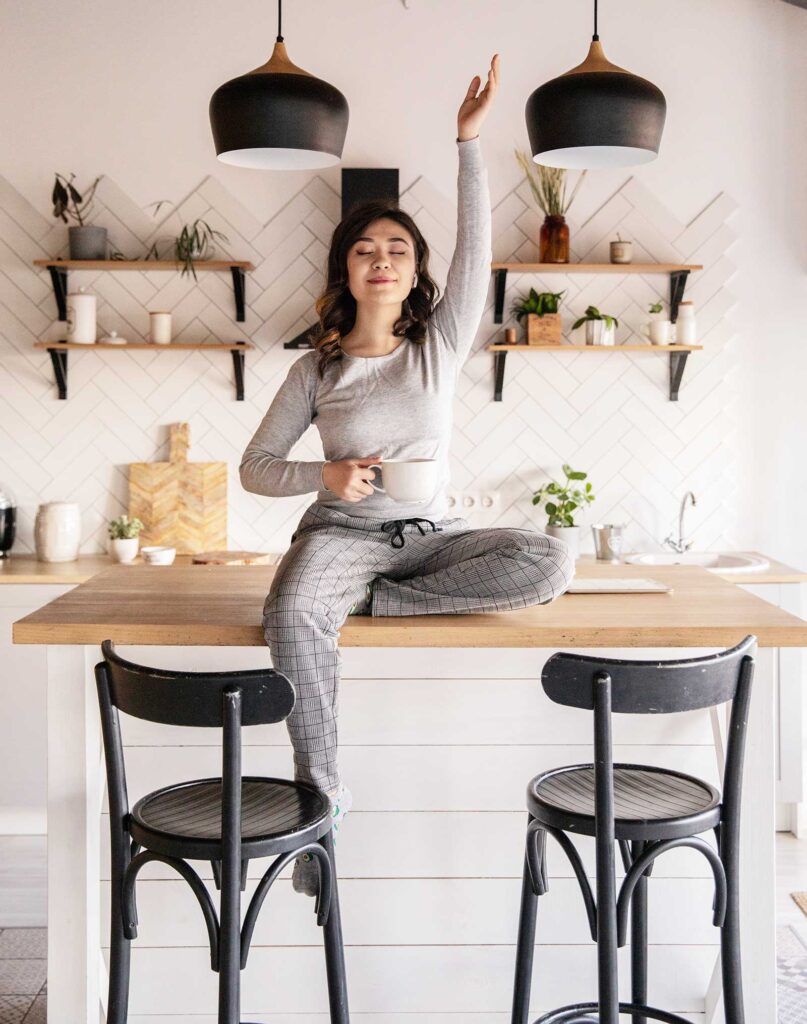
511 847 541 1024
630 841 648 1024
107 831 131 1024
107 875 131 1024
218 852 241 1023
320 830 350 1024
720 823 745 1024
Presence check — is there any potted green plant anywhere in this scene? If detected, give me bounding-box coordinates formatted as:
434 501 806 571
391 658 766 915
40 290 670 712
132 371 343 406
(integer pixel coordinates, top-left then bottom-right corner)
148 201 229 280
108 514 144 564
572 305 620 346
643 300 672 345
51 173 106 259
514 149 586 263
532 464 595 560
511 288 565 345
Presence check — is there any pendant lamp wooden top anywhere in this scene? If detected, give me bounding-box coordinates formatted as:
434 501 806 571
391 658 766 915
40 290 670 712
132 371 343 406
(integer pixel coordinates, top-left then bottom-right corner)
563 39 629 77
248 38 314 79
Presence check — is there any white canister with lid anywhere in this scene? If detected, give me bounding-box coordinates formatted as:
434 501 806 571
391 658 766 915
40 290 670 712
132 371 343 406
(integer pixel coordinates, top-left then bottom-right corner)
675 301 697 345
65 287 96 345
34 502 82 562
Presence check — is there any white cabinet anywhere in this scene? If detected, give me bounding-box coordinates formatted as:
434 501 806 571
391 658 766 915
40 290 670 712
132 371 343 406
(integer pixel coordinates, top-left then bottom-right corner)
0 585 73 834
739 581 806 825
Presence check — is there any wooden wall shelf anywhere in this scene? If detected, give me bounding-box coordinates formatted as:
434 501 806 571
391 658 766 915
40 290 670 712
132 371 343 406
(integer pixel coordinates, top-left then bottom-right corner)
489 261 704 402
491 262 702 325
485 343 703 403
33 341 253 401
32 259 254 323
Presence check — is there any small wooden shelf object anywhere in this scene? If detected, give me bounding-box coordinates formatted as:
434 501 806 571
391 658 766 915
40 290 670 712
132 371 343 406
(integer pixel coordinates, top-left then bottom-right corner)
485 343 704 403
32 259 255 323
33 341 254 401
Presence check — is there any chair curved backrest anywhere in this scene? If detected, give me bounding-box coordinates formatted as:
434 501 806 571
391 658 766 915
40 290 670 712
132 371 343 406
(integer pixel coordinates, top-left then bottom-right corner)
97 639 295 727
541 635 757 714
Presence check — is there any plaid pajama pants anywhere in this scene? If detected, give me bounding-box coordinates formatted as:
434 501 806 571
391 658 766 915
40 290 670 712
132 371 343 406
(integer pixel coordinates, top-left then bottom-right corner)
262 502 575 793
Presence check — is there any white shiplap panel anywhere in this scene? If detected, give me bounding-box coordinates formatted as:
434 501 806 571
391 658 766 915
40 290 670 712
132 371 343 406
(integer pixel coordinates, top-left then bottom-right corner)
118 944 715 1015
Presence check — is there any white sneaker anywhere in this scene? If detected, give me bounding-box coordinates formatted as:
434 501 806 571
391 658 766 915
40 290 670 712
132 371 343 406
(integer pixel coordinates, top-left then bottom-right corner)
292 784 353 897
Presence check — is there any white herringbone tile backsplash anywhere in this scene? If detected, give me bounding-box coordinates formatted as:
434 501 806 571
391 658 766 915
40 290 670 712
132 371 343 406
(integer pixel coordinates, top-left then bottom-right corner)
0 170 737 556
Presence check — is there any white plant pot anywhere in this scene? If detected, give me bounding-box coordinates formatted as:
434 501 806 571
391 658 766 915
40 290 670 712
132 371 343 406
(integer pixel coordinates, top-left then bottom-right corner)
111 537 139 563
544 524 580 561
585 320 615 346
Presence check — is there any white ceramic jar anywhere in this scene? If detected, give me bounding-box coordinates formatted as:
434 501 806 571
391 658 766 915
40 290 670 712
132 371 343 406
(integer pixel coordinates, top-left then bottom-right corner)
149 311 172 345
65 288 96 344
675 301 697 345
34 502 81 562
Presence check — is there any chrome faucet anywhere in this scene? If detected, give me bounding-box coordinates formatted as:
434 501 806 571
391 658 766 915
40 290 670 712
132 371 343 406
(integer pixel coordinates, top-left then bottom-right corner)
665 491 697 553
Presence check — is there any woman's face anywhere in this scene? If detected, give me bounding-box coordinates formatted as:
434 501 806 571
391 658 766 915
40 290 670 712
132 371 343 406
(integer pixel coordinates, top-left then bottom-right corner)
345 217 417 309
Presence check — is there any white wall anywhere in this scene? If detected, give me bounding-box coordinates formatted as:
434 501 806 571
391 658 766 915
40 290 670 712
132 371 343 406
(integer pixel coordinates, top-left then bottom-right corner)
0 0 805 564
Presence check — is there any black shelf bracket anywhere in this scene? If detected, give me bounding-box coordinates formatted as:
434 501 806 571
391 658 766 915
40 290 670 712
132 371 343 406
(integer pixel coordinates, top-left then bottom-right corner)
230 266 247 322
669 351 690 402
493 350 507 401
284 324 316 350
669 270 690 323
47 348 68 399
47 266 69 321
231 342 246 401
493 269 508 324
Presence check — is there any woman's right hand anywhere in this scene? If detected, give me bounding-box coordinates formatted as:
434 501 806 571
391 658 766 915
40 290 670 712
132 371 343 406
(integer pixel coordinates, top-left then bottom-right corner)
322 457 383 501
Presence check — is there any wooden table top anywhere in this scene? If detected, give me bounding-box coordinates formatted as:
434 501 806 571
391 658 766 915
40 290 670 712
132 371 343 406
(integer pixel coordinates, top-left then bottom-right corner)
12 561 807 648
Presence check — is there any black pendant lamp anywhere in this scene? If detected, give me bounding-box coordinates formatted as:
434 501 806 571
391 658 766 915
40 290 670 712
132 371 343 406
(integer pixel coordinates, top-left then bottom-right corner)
525 0 666 169
209 0 349 170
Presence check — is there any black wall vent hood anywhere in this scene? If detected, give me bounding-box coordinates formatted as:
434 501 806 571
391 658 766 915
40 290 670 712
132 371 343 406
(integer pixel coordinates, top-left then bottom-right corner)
285 168 399 349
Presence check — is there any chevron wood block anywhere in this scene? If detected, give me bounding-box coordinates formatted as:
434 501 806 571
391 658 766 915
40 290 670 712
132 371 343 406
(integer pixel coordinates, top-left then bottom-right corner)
129 423 227 553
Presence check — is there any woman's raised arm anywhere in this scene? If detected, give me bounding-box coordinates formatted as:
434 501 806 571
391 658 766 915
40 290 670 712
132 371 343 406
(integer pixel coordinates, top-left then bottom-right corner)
432 54 499 367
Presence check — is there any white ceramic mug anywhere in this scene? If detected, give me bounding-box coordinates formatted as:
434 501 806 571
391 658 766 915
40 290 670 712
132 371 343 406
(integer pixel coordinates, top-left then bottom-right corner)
643 319 672 345
149 311 172 345
369 459 438 503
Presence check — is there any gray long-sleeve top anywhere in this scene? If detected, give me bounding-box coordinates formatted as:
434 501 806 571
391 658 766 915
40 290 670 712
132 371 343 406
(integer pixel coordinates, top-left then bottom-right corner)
239 136 491 523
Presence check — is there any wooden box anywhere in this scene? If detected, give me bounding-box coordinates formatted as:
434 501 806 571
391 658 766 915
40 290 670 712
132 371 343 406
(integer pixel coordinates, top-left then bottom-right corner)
526 313 561 345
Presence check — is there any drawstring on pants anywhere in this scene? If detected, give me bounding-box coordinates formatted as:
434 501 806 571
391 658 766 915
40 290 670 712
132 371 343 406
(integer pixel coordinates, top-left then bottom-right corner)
381 518 438 549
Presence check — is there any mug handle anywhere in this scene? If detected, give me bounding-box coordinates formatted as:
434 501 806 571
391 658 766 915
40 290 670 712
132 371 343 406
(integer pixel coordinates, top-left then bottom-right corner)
368 464 385 493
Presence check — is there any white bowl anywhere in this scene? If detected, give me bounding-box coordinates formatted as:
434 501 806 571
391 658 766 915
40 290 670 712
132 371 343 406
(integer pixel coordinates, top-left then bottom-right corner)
140 545 176 566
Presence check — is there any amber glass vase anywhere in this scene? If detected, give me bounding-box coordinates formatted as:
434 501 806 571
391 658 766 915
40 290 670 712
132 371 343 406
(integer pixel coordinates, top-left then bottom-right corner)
539 215 569 263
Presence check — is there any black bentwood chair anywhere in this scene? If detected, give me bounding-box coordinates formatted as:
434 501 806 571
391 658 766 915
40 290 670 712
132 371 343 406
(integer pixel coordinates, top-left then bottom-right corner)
95 640 349 1024
511 635 756 1024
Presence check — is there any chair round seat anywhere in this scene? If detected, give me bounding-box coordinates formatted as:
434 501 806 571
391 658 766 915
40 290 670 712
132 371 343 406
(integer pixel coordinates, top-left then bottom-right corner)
130 776 331 860
528 763 721 841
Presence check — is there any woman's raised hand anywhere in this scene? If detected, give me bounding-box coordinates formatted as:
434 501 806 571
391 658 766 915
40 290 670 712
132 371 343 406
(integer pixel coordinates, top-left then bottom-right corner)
322 457 383 502
457 53 500 142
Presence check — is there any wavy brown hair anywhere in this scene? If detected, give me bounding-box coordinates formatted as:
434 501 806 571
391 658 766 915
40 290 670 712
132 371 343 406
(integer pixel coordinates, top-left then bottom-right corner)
310 201 440 378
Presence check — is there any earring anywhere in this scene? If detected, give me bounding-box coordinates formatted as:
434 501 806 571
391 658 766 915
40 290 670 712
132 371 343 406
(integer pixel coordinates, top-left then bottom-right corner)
411 273 418 289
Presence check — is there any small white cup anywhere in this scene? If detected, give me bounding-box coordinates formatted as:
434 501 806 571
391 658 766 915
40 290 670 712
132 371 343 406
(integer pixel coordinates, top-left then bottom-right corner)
149 311 172 345
642 319 672 346
368 459 438 503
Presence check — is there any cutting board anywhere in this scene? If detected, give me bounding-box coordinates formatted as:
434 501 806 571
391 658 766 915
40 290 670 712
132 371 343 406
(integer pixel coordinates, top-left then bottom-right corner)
129 423 227 554
192 551 280 566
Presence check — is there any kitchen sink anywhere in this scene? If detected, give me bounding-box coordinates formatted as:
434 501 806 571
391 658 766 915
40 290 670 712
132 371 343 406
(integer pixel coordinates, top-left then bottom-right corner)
624 552 770 574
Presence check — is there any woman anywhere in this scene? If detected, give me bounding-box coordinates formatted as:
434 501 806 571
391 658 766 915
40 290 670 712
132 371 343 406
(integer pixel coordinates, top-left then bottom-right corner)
240 53 574 894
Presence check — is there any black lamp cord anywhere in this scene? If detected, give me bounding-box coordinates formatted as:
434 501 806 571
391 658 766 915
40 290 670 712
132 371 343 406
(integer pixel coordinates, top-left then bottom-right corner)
593 0 599 41
277 0 283 42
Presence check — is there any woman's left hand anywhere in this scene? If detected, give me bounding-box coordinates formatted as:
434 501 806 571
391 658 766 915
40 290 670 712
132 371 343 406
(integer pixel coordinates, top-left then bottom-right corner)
457 53 500 142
